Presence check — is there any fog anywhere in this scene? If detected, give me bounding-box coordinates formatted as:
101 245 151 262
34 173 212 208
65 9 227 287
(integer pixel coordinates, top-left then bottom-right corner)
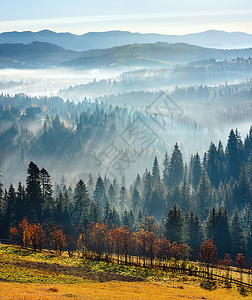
0 68 124 97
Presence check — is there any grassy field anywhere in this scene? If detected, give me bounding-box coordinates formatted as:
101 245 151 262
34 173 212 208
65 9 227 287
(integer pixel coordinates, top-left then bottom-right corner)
0 243 251 299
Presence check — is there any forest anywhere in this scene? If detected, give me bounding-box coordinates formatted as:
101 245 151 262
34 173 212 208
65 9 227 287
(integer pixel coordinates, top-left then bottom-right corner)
0 125 251 265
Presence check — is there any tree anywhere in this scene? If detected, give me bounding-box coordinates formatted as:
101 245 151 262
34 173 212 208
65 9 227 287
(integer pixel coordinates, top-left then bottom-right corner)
200 239 217 276
163 152 169 191
168 143 184 189
165 203 184 243
231 207 246 256
197 169 211 220
26 161 42 221
206 142 219 188
93 177 107 208
190 153 202 190
73 180 90 226
187 211 202 253
236 253 246 281
232 162 251 209
152 156 160 187
16 181 27 223
40 167 53 220
0 170 3 202
226 129 242 179
52 227 67 255
146 176 166 221
119 186 127 213
131 187 141 214
5 183 17 229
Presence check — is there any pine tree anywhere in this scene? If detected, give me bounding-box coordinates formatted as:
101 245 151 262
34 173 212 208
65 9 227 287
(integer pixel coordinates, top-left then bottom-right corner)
206 142 219 188
231 207 246 256
88 201 100 223
164 203 184 243
227 129 242 179
26 161 42 221
131 187 141 214
197 169 211 220
104 200 111 225
187 211 202 251
163 152 169 190
5 183 16 228
168 143 184 189
73 179 90 226
16 181 27 222
152 156 160 187
180 180 190 211
143 171 152 213
0 170 3 201
93 176 107 208
108 184 117 207
40 167 54 220
233 162 251 209
146 176 166 221
119 186 127 213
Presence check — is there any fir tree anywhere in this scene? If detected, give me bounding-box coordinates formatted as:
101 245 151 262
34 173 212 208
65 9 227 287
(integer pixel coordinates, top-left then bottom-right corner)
73 179 90 226
197 169 211 220
168 143 184 189
164 203 184 243
231 207 246 256
26 161 42 221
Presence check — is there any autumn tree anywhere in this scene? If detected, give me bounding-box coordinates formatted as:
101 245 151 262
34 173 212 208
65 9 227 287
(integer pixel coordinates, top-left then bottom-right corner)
200 239 217 276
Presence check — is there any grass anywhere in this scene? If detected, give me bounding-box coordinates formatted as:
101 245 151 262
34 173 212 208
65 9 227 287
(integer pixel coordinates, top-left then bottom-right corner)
0 243 251 299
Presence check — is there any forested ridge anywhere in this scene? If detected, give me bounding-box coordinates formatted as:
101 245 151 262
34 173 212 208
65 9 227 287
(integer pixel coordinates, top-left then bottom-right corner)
0 126 251 263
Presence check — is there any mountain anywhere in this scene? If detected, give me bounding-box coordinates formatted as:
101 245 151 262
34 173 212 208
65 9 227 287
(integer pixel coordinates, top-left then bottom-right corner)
1 41 252 69
63 42 252 69
0 41 80 68
0 30 252 51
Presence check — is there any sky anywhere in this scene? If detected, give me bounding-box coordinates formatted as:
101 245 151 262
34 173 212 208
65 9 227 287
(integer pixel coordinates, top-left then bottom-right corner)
0 0 252 35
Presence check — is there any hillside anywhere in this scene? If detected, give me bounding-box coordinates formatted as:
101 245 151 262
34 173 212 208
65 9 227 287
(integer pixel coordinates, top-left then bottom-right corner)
62 42 252 69
0 41 80 68
0 243 250 299
1 30 252 51
1 41 252 69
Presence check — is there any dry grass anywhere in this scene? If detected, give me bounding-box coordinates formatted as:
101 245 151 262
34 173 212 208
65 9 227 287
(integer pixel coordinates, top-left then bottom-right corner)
0 243 251 299
0 281 251 300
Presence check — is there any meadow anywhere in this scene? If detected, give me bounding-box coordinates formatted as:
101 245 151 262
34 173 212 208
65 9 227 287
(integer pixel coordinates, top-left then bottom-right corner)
0 243 251 299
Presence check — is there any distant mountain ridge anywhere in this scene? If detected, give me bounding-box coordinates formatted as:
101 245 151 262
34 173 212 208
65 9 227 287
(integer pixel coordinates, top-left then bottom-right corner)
0 29 252 51
1 41 252 69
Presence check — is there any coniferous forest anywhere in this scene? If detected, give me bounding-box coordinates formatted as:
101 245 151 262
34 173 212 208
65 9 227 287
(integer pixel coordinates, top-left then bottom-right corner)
0 123 251 262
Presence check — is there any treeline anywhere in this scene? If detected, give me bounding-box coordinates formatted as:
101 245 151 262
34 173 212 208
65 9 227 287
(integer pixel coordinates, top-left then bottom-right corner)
0 127 251 260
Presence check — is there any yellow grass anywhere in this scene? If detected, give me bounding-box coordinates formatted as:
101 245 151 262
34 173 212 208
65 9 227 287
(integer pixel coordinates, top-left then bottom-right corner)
1 281 251 300
0 243 251 299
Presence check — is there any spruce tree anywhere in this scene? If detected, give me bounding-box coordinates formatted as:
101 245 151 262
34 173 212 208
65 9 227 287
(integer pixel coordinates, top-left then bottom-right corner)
40 167 54 220
131 187 141 214
227 129 242 179
168 143 184 189
187 211 202 251
197 169 211 220
163 152 169 190
93 176 107 208
26 161 42 221
164 203 184 243
73 179 90 226
231 207 246 256
152 156 160 187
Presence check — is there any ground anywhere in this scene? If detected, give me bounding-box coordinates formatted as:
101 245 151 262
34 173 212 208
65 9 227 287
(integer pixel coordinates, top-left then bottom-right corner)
0 243 251 299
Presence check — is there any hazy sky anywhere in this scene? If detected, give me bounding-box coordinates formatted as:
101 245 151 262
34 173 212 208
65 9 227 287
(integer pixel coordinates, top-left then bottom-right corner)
1 0 252 34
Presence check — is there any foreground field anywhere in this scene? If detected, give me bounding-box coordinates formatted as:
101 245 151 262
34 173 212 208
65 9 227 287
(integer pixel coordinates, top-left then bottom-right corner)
0 243 251 299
